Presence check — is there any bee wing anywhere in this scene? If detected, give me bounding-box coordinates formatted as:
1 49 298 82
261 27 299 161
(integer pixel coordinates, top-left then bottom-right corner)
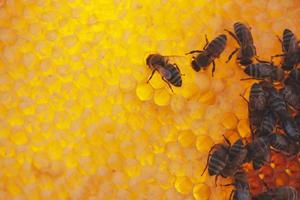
241 28 254 47
287 35 298 54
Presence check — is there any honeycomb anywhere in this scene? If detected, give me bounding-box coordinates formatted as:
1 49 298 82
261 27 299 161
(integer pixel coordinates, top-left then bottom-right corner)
0 0 300 199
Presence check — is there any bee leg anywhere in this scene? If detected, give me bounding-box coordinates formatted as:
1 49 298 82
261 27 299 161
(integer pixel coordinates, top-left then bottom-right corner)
226 48 239 63
223 134 231 146
224 29 240 44
146 70 156 83
214 175 219 186
203 34 209 50
255 57 271 64
229 190 234 200
162 77 174 93
185 50 203 55
271 53 286 59
212 60 216 77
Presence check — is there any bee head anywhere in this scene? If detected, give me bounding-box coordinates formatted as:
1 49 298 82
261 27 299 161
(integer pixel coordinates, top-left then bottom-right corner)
243 65 252 75
192 54 210 72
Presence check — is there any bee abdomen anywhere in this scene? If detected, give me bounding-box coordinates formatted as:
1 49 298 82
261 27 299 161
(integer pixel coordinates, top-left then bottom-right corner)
234 22 253 44
283 29 294 52
208 155 227 175
206 34 227 57
244 64 261 78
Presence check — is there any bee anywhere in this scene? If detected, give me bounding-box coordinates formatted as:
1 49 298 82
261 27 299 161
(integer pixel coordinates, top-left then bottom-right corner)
225 22 257 65
280 115 300 141
270 133 299 156
255 110 277 137
146 54 182 92
220 139 248 178
272 29 300 71
243 61 284 82
252 186 298 200
268 89 288 119
284 68 300 93
246 136 271 170
249 82 268 111
202 137 230 177
227 171 251 200
186 34 227 76
280 85 300 111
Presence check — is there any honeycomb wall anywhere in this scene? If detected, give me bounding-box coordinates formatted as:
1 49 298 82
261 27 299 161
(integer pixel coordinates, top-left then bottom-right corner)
0 0 299 199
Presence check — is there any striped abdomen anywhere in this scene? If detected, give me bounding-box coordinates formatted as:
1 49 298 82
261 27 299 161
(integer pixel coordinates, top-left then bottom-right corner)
249 83 267 111
282 29 295 52
268 91 287 116
234 22 254 46
281 116 300 140
273 186 298 200
206 34 227 59
259 111 277 136
167 64 182 87
281 86 300 110
244 63 274 78
270 134 289 152
208 145 229 176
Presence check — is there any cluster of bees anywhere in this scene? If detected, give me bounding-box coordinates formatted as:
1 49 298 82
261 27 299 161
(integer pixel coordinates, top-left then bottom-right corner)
146 22 300 199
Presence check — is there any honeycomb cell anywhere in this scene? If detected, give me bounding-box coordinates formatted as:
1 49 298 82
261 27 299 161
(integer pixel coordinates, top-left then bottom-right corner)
178 130 195 147
136 83 153 101
154 89 170 106
193 183 211 200
237 119 251 138
221 112 238 129
196 135 214 153
174 176 193 195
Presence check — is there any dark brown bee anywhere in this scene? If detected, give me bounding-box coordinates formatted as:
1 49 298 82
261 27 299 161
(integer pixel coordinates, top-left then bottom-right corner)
270 133 299 156
146 54 182 92
268 89 288 119
246 136 271 170
272 29 300 71
202 138 230 177
252 186 298 200
220 139 248 178
280 85 300 110
255 110 277 137
228 171 251 200
225 22 257 65
284 68 300 93
186 34 227 76
249 82 268 111
280 115 300 141
243 61 284 82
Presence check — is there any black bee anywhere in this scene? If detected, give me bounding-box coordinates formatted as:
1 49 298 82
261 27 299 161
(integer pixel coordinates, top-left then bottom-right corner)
270 133 299 156
252 186 298 200
272 29 300 71
246 136 271 170
228 171 251 200
225 22 257 65
268 89 288 119
280 115 300 141
255 110 277 137
220 139 248 178
186 34 227 76
243 61 284 82
202 138 230 177
249 82 268 111
280 85 300 111
146 54 182 92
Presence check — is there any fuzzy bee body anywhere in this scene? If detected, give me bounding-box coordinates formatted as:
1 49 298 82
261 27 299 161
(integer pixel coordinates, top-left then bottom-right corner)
253 186 298 200
146 54 182 92
268 90 288 118
256 110 277 137
226 22 256 66
244 62 284 81
221 139 248 177
249 83 267 111
230 171 251 200
280 85 300 110
187 34 227 76
246 136 271 170
280 115 300 141
270 133 299 156
207 144 229 176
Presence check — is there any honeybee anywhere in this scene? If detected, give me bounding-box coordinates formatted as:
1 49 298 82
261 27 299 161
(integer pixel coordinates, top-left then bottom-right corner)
268 89 288 119
280 85 300 111
243 61 284 82
273 29 300 71
225 22 257 65
146 54 182 92
270 133 299 156
280 115 300 141
220 139 248 178
186 34 227 76
249 82 268 111
255 110 277 137
252 186 298 200
202 137 230 177
227 171 251 200
246 136 271 170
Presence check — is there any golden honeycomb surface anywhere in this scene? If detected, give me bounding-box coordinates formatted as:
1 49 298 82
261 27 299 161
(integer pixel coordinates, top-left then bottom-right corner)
0 0 300 199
